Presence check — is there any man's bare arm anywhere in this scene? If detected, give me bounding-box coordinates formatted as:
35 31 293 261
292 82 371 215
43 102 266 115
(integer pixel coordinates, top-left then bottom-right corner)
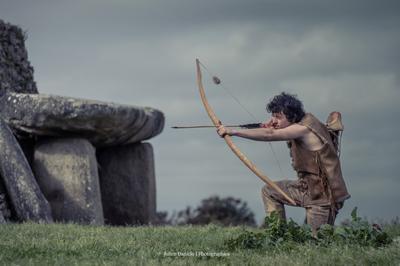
218 124 309 141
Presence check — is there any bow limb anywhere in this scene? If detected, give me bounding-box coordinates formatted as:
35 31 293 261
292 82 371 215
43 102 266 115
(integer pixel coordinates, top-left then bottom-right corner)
195 59 296 205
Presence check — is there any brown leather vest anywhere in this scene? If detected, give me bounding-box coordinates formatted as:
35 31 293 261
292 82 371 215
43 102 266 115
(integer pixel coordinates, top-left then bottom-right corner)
289 113 350 205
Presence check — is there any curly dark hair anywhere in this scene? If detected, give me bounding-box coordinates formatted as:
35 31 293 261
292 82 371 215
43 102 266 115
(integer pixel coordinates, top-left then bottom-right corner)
266 92 305 123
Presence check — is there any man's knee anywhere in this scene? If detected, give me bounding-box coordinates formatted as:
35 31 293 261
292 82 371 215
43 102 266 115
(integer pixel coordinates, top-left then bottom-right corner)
260 185 289 224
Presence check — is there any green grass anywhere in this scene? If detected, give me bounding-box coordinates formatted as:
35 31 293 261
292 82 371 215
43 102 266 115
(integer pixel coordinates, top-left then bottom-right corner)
0 223 399 265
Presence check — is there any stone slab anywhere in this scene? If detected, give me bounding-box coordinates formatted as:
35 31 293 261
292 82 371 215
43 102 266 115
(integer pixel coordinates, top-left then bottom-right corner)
0 92 164 147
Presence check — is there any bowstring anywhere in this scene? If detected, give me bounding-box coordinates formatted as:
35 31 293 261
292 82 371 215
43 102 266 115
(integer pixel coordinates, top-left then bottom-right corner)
198 61 285 179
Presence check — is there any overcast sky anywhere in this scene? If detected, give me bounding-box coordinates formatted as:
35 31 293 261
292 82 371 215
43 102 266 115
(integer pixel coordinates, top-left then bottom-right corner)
1 0 399 224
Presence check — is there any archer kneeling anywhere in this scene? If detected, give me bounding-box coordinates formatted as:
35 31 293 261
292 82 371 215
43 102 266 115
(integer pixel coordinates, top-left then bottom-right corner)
217 92 350 234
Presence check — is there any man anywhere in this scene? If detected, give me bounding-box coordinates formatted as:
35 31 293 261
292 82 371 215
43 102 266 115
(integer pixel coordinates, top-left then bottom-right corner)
217 92 350 233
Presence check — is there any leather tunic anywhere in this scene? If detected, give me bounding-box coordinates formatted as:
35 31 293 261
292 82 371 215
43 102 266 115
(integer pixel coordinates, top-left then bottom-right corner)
289 113 350 206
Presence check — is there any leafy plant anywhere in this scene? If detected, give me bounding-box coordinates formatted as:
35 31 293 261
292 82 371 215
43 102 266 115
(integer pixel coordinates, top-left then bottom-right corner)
263 212 313 245
225 230 266 250
318 207 392 247
225 212 313 250
225 207 393 250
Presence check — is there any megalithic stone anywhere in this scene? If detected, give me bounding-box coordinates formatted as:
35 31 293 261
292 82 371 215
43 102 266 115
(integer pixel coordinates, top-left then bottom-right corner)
0 118 53 222
33 138 104 225
0 19 38 96
0 92 164 148
0 191 11 222
97 142 156 225
0 180 11 221
0 210 5 224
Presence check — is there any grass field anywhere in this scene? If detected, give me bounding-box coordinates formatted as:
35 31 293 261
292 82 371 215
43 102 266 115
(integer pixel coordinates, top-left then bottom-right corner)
0 222 399 265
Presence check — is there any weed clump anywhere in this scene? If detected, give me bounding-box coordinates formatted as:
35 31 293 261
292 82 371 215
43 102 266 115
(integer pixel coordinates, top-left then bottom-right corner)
225 207 393 250
317 207 392 247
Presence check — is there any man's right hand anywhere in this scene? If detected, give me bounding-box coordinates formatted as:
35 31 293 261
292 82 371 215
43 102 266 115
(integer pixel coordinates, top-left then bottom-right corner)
262 118 275 128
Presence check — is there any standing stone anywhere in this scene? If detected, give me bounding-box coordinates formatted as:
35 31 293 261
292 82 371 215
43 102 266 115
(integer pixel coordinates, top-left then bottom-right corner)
97 142 156 225
0 181 7 224
0 19 38 96
0 210 5 224
0 181 12 222
33 138 104 225
0 118 52 222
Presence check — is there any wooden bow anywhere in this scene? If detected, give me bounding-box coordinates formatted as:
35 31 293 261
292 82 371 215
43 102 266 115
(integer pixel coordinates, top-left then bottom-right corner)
195 59 296 205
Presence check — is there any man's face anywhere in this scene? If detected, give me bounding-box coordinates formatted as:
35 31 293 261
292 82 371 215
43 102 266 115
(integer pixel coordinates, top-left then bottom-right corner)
271 112 291 129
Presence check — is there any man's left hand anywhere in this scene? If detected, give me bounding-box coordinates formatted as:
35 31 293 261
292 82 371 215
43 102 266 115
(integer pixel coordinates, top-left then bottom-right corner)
217 125 232 138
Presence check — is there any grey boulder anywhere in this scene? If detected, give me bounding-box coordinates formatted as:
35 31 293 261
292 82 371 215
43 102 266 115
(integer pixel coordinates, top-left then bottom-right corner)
0 118 52 222
0 19 38 96
97 142 156 225
0 92 164 147
0 183 11 221
33 138 104 225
